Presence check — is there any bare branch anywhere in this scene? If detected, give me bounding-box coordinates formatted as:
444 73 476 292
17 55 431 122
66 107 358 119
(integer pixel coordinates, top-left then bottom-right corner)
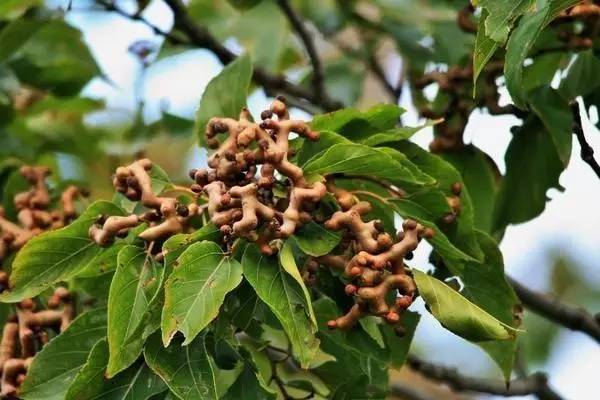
276 0 325 99
571 101 600 179
163 0 343 112
508 276 600 343
405 356 563 400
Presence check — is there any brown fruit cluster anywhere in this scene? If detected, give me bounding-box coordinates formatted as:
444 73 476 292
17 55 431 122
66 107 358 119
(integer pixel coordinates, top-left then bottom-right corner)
189 97 326 255
88 158 200 249
0 166 85 291
413 61 511 153
319 187 434 331
89 97 434 332
0 288 74 397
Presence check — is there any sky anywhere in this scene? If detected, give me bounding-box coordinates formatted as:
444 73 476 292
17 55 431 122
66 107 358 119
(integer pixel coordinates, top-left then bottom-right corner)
60 1 599 399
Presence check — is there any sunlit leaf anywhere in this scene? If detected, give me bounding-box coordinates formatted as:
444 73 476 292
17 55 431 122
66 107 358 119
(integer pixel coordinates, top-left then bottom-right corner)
161 241 243 346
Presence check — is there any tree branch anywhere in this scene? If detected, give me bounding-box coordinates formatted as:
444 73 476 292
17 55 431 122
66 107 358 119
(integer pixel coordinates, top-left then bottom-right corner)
95 0 189 45
389 382 438 400
163 0 343 112
508 276 600 343
276 0 325 100
405 356 563 400
571 101 600 179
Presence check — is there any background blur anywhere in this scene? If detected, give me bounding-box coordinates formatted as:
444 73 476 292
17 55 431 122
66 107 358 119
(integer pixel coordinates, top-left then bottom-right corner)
5 0 600 398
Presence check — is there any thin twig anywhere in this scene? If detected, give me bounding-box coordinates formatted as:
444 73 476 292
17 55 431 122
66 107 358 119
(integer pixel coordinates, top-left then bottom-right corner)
95 0 189 45
571 101 600 179
163 0 343 112
405 355 563 400
276 0 325 99
508 276 600 343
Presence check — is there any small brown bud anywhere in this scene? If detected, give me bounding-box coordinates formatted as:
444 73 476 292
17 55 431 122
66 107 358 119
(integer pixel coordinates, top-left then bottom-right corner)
260 110 273 120
451 182 462 195
403 219 417 230
176 204 189 217
20 298 35 310
345 284 358 296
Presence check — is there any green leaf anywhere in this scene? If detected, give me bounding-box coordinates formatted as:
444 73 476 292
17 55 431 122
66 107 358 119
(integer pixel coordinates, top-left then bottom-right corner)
106 245 164 377
10 20 99 96
0 0 41 20
279 241 317 326
303 143 427 187
232 1 287 71
413 269 518 341
161 241 243 346
473 9 498 93
227 0 263 10
0 17 46 63
311 298 388 397
66 339 166 400
161 224 221 270
390 141 483 261
242 244 319 368
323 59 364 107
528 86 572 166
559 50 600 99
504 0 580 109
310 104 404 142
1 201 125 301
390 198 476 264
460 231 521 381
360 119 440 147
441 145 499 233
296 130 350 166
292 221 341 257
380 311 420 368
493 117 563 231
20 308 108 400
221 364 276 400
477 0 533 43
195 55 252 146
144 333 218 400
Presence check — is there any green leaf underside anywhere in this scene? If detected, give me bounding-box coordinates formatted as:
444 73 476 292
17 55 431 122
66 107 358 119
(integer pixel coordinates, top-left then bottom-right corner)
66 339 166 400
493 117 563 230
462 231 521 381
1 201 124 302
161 241 243 346
20 308 108 400
242 244 319 368
107 245 164 377
473 10 498 93
528 86 572 166
144 333 218 400
412 270 517 341
195 55 252 146
221 365 276 400
390 199 476 264
504 0 580 109
279 241 317 326
478 0 534 43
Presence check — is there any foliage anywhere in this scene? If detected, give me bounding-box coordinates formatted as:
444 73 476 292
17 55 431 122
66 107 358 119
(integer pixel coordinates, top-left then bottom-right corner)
0 0 598 399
